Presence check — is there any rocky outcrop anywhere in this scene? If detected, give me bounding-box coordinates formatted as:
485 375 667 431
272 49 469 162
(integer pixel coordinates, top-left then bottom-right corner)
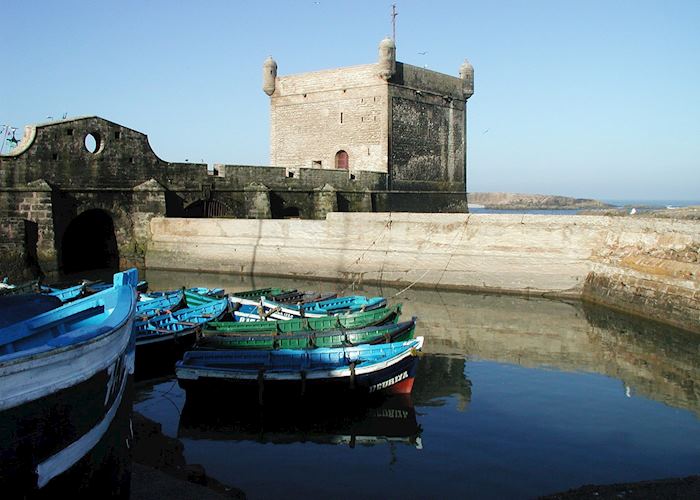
468 192 612 210
580 205 700 220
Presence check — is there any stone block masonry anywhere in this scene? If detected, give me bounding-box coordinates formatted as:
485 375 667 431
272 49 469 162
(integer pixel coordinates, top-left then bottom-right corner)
146 213 700 334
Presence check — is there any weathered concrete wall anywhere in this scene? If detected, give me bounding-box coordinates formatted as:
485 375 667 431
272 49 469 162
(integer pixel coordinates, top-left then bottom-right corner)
145 213 700 333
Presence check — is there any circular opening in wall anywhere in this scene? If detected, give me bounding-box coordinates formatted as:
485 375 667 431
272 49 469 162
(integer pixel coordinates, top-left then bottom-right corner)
84 132 101 154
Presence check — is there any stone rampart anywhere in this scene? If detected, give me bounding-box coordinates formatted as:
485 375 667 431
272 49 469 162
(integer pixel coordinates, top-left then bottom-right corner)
145 213 700 333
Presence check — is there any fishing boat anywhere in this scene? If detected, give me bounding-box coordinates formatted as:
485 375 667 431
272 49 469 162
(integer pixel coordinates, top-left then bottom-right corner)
135 290 184 321
208 303 403 334
43 283 85 303
85 279 148 294
229 287 292 301
141 286 225 300
269 289 338 304
0 268 138 498
0 294 63 328
178 394 422 449
260 294 387 316
231 298 328 320
197 317 417 350
0 278 42 296
183 289 225 307
176 337 424 403
231 294 388 321
134 297 229 349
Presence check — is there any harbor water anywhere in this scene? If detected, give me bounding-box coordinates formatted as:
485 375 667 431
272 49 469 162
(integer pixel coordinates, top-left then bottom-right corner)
135 270 700 499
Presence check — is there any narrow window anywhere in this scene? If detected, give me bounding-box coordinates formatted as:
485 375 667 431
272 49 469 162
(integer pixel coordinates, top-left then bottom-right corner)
340 112 343 124
114 131 122 140
335 150 349 170
66 129 74 136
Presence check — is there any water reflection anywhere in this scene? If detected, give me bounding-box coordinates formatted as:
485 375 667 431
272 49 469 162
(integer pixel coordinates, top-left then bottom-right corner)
178 395 422 450
136 270 700 498
145 269 700 417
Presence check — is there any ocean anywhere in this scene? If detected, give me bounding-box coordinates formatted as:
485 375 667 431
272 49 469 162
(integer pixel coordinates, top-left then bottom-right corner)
468 199 699 215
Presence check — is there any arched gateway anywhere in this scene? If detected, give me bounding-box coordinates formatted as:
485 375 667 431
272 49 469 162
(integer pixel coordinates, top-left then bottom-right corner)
61 209 119 273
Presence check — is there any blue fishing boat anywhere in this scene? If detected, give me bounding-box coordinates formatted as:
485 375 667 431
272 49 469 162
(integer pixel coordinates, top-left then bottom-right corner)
134 297 229 349
141 286 225 300
0 269 138 498
231 294 387 321
86 279 148 294
43 283 85 303
135 290 184 321
231 297 328 321
261 294 387 317
0 294 63 328
176 337 424 404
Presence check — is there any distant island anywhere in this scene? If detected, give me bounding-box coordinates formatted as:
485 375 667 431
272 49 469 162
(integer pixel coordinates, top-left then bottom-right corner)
467 192 613 210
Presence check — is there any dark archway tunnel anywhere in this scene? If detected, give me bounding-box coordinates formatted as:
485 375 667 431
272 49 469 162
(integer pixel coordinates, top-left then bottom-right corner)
61 209 119 273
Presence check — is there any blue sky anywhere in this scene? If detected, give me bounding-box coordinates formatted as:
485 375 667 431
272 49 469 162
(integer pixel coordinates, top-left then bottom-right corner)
2 0 699 201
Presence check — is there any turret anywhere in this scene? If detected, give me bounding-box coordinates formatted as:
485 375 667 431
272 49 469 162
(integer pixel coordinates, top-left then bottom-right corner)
262 56 277 96
377 37 396 80
459 59 474 99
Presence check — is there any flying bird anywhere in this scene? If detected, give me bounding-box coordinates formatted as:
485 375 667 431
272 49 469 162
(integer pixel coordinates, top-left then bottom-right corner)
418 51 427 55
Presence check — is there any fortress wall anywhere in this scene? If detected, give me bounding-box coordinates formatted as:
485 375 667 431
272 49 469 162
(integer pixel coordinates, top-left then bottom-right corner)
146 213 700 333
271 64 388 172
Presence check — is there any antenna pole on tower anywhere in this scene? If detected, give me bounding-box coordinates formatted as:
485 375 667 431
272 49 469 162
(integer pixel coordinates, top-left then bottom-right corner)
391 4 398 42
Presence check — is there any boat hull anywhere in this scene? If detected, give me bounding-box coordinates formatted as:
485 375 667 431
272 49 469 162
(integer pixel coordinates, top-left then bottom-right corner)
0 315 135 499
209 304 403 334
176 339 423 403
0 269 138 499
197 317 416 350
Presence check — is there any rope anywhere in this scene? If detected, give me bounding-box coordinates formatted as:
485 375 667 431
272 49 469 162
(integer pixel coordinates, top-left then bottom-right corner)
349 361 356 389
257 369 265 405
336 217 394 294
391 269 431 298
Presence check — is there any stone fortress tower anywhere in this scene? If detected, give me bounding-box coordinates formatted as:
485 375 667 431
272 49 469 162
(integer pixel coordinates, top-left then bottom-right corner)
263 38 474 209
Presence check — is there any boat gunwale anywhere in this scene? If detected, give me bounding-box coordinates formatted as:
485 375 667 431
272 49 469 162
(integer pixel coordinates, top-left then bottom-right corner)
0 285 137 411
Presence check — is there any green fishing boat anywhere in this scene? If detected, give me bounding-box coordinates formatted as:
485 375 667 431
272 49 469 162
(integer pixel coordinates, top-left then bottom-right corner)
184 289 225 307
196 317 416 350
205 303 403 335
229 287 291 301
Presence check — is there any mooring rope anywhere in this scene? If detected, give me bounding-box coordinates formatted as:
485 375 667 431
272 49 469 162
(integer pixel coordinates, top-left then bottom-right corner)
391 268 431 298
